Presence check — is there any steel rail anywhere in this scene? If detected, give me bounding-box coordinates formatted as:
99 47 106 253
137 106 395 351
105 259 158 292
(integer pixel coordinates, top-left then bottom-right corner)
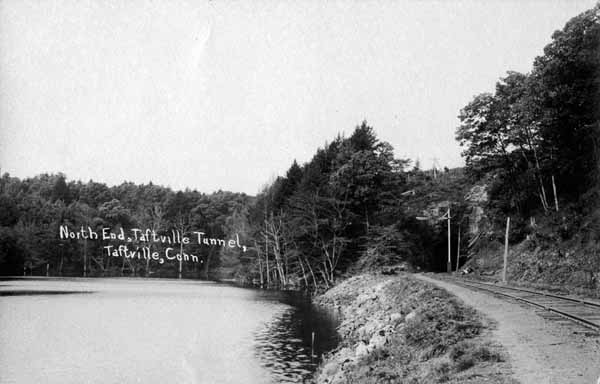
443 277 600 333
455 277 600 308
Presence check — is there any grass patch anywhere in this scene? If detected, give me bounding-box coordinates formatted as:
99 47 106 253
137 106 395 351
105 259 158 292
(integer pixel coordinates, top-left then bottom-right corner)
449 340 504 371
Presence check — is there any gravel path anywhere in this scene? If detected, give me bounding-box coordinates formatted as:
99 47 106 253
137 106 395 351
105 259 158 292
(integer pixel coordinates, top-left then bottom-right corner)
416 274 600 384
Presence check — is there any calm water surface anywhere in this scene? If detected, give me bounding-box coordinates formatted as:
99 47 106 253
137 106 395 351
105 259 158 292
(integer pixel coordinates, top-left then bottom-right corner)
0 278 338 384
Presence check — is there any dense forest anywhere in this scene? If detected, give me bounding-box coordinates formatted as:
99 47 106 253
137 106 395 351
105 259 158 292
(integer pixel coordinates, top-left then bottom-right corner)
0 129 465 284
0 173 252 278
1 6 598 290
456 5 600 287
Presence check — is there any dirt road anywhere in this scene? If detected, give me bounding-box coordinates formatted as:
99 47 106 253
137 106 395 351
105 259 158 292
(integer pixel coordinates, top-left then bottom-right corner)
416 274 600 384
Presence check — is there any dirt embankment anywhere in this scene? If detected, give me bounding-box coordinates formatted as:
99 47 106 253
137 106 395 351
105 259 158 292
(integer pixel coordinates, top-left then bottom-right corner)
312 273 515 384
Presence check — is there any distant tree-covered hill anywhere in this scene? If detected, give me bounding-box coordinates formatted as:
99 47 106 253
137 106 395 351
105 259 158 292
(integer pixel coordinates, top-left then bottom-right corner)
0 173 251 278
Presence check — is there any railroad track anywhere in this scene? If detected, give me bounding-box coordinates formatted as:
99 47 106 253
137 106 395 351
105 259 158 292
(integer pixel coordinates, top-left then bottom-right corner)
441 277 600 333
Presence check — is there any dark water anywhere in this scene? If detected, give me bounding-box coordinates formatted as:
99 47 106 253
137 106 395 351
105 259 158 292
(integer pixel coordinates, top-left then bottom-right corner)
0 278 338 384
252 289 340 383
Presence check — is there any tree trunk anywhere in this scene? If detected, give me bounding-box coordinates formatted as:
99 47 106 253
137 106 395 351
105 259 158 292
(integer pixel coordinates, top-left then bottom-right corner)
105 255 111 276
540 183 549 212
178 236 183 279
83 238 87 277
318 267 330 289
305 256 318 291
298 257 308 289
264 232 270 286
552 175 559 212
255 241 264 286
204 248 214 279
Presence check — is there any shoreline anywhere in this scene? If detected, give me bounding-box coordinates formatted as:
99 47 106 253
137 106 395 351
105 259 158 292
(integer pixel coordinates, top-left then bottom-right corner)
310 273 516 384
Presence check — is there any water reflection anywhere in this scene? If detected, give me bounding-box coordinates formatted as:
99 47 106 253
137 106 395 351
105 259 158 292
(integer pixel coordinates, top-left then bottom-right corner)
0 290 92 296
253 294 339 383
0 279 339 384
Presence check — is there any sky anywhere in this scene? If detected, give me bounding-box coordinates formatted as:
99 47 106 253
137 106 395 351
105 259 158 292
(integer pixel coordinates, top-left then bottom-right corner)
0 0 597 195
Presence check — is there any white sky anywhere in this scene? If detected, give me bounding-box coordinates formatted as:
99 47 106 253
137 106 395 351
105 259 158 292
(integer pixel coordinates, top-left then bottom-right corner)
0 0 597 195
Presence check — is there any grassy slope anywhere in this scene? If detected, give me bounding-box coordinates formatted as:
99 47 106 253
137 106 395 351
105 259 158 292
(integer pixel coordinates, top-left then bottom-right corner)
467 239 600 299
312 273 516 384
465 203 600 299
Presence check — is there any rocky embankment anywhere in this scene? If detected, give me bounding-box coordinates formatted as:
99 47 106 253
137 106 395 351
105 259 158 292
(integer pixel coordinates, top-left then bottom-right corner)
312 273 516 384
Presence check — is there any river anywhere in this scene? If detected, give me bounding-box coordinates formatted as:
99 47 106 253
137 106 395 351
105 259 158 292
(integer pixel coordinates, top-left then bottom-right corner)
0 278 339 384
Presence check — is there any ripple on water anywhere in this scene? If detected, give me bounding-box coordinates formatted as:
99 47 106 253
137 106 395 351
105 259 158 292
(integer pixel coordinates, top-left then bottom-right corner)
254 306 329 383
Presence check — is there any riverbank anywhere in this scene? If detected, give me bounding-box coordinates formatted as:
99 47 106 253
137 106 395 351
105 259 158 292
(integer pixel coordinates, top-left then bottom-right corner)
311 273 517 384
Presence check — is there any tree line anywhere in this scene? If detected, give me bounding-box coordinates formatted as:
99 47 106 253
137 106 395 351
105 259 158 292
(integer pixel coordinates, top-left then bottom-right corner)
457 6 599 220
0 173 252 278
0 126 462 287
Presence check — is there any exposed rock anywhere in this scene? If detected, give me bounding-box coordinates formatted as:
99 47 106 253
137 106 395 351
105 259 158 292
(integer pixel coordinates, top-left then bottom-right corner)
361 319 384 339
336 347 355 365
374 282 387 292
405 310 418 322
322 361 340 376
356 292 377 306
369 333 387 350
355 341 369 358
329 371 346 384
464 184 490 238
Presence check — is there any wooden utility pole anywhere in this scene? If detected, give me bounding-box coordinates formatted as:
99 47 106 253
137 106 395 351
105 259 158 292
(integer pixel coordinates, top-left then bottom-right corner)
455 223 461 273
447 207 452 273
503 217 510 283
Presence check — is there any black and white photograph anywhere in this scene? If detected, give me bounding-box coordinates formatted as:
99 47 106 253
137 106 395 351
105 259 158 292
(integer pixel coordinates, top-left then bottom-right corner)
1 1 599 383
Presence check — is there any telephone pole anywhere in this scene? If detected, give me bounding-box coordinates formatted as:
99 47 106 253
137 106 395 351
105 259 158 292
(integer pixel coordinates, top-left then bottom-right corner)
456 223 461 273
447 207 452 273
502 217 510 283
